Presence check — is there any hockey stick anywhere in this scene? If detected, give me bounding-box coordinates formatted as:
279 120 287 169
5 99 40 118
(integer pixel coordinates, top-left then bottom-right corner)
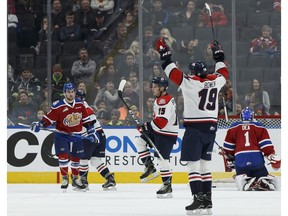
117 79 165 161
222 97 229 122
18 123 92 141
205 3 216 42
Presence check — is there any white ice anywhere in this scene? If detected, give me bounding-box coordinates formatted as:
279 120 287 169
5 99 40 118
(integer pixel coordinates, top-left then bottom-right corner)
7 183 280 216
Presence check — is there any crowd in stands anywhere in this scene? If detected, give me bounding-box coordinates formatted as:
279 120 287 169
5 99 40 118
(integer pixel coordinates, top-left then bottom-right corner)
7 0 281 126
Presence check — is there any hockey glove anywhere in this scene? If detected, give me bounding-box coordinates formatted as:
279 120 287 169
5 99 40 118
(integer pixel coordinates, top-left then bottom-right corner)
267 154 281 170
141 122 154 136
137 125 143 134
210 40 225 62
31 121 43 133
155 37 172 62
87 126 100 143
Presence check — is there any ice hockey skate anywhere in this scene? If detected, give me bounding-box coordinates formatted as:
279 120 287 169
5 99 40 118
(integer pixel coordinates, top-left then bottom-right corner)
61 176 69 192
202 192 213 215
140 164 159 183
81 177 89 191
71 176 86 192
186 193 204 215
156 183 173 199
102 173 116 191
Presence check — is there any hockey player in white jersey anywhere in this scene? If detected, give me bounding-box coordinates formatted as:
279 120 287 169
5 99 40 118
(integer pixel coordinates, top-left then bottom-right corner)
135 76 179 198
76 89 116 191
156 38 228 214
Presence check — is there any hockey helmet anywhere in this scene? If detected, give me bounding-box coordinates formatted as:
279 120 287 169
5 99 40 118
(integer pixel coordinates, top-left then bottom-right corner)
76 89 86 100
151 76 169 90
189 61 208 78
63 82 75 93
240 107 254 122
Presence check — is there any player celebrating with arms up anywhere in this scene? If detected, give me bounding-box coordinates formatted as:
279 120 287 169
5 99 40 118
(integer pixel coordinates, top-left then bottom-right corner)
135 76 178 198
222 107 281 191
31 83 99 192
156 38 228 215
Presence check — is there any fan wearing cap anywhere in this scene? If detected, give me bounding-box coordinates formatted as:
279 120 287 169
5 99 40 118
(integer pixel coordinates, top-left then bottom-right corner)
48 64 70 101
222 107 281 191
87 10 108 42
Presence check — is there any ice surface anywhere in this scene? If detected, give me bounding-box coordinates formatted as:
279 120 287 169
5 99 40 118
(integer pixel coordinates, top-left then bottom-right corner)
7 184 280 216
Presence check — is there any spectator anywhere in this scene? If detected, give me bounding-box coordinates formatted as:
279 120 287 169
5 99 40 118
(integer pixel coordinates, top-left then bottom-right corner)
94 79 119 112
35 109 45 121
97 109 110 126
143 80 154 103
128 71 140 93
51 0 66 39
124 105 140 126
143 97 155 122
140 26 158 54
145 0 169 34
199 3 228 27
8 64 15 111
11 66 42 105
90 0 115 14
71 48 97 85
143 48 161 70
59 11 81 42
176 0 202 27
72 0 81 12
75 0 96 40
177 39 200 67
107 109 123 126
235 103 242 116
39 87 50 114
77 81 87 93
250 25 279 56
118 51 138 81
104 22 132 55
244 79 270 116
145 61 164 81
11 90 38 125
159 28 178 54
87 10 108 42
122 9 138 38
273 0 281 12
44 64 70 101
121 80 139 107
118 97 132 122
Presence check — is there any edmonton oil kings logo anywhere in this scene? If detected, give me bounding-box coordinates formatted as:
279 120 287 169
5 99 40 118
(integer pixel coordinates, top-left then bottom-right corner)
63 112 82 127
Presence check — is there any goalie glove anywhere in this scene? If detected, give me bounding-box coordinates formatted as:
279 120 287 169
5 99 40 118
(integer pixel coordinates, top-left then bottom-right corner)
267 154 281 170
210 40 225 62
155 37 172 62
219 150 235 172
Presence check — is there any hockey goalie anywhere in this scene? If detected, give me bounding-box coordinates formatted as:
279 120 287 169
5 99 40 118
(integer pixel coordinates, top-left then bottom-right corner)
221 107 281 191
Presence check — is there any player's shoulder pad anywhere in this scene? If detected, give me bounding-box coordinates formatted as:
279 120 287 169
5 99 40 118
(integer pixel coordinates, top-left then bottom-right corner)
51 99 62 108
230 121 241 128
157 94 174 106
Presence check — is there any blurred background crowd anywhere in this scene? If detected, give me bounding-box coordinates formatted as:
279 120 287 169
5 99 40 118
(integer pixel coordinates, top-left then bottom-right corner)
7 0 281 126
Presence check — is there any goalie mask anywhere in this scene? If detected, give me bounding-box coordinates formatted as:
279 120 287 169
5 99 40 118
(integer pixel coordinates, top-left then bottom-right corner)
151 76 169 90
240 107 254 122
189 61 208 78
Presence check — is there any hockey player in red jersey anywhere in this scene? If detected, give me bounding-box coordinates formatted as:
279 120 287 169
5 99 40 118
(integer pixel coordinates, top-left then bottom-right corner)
76 89 116 191
156 38 228 214
135 76 178 198
222 107 281 191
30 83 99 192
